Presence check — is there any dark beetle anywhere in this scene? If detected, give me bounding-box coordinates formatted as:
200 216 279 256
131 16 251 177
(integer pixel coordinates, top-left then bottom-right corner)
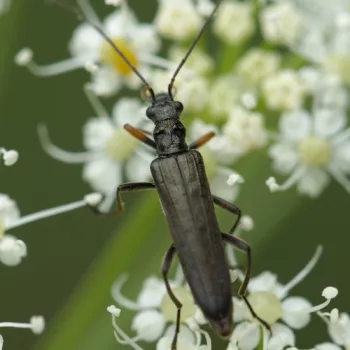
63 1 271 348
119 89 269 349
148 92 234 337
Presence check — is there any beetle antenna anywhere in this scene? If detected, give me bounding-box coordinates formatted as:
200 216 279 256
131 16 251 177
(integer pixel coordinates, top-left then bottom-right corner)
46 0 156 102
168 0 222 99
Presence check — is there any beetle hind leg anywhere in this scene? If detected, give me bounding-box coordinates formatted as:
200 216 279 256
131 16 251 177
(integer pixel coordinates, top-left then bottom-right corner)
241 295 271 331
222 233 271 332
162 244 182 350
213 195 242 234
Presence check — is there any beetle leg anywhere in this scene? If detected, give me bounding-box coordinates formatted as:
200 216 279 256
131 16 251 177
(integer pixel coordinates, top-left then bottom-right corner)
124 123 157 149
162 244 181 350
213 195 241 234
136 127 153 136
88 182 156 216
222 233 271 331
189 132 215 149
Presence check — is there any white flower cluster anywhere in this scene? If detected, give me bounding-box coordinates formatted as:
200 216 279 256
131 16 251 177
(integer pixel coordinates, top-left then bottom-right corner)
106 243 341 350
14 0 350 199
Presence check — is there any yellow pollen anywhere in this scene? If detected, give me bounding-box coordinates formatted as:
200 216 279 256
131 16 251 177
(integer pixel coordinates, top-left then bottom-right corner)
105 129 138 161
101 38 138 76
161 287 196 322
248 291 283 325
299 136 332 167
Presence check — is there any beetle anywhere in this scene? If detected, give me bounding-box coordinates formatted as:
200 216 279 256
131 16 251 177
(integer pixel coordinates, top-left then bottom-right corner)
52 0 270 348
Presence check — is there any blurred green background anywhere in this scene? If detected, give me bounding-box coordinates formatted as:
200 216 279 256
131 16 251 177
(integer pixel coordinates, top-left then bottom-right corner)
0 1 348 349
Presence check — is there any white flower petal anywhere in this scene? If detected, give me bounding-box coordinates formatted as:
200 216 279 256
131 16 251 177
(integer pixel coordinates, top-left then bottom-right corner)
131 310 166 342
194 308 207 325
260 2 302 45
314 79 348 111
208 76 241 119
82 158 121 194
157 325 196 350
0 194 20 226
282 297 312 329
91 66 122 97
124 65 145 90
298 66 321 92
125 153 152 182
176 77 210 113
296 167 330 197
213 2 255 45
248 292 283 325
328 312 350 346
268 143 299 174
279 110 312 141
112 98 145 127
164 324 195 343
155 1 203 41
83 118 115 151
210 172 240 202
315 342 343 350
168 46 214 76
157 337 174 350
262 70 305 110
197 0 215 17
104 9 137 38
332 139 350 172
223 107 267 156
136 276 168 308
132 24 161 54
314 109 347 137
0 235 27 266
233 297 249 323
207 136 239 164
248 271 283 295
69 23 102 61
267 323 295 350
189 119 218 141
230 322 260 350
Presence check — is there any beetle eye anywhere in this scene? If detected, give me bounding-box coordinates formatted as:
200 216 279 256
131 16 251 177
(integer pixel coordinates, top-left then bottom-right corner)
146 107 154 119
175 101 183 112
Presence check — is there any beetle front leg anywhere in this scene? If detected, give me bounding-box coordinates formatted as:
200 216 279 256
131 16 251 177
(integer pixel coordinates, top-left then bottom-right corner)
162 244 181 350
213 195 242 234
222 233 271 331
124 124 157 149
88 182 156 215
